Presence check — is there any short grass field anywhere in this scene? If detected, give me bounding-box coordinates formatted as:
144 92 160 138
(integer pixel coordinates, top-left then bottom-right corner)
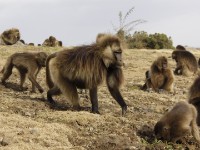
0 45 200 150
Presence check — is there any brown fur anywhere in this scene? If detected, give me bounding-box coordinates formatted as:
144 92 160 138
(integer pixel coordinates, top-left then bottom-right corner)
142 56 174 92
172 50 198 76
154 101 200 143
46 52 57 88
46 35 127 115
0 28 20 45
49 36 56 46
188 76 200 126
176 45 186 50
42 39 49 46
58 41 62 46
1 52 48 93
42 36 62 47
28 43 34 46
96 33 106 43
20 39 25 44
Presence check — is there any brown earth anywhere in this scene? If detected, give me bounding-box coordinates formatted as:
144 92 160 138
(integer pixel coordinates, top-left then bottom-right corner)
0 45 200 150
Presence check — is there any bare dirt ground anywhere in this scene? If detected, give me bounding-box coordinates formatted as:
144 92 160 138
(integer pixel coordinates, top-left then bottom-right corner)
0 45 200 150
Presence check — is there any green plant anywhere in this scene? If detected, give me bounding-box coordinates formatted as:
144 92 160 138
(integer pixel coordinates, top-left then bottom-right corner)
147 33 174 49
126 31 149 49
126 31 174 49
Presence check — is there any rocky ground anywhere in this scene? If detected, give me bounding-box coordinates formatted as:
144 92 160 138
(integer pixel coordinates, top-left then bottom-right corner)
0 45 200 150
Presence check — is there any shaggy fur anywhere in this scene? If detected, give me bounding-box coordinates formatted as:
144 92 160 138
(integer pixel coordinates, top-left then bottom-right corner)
176 45 186 50
42 36 62 47
46 35 127 115
154 101 200 143
96 33 106 43
47 35 123 89
1 52 47 93
188 76 200 126
172 50 198 76
0 28 20 45
142 56 174 92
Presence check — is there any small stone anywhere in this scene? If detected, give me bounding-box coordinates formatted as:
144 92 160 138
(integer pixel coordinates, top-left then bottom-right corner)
125 146 137 150
17 129 24 135
1 137 9 146
29 128 39 135
24 112 32 117
88 127 94 132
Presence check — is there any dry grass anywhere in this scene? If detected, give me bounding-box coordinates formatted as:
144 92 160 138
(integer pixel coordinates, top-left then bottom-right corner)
0 45 200 149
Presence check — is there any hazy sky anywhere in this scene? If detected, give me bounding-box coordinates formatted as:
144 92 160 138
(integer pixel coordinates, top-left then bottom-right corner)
0 0 199 47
